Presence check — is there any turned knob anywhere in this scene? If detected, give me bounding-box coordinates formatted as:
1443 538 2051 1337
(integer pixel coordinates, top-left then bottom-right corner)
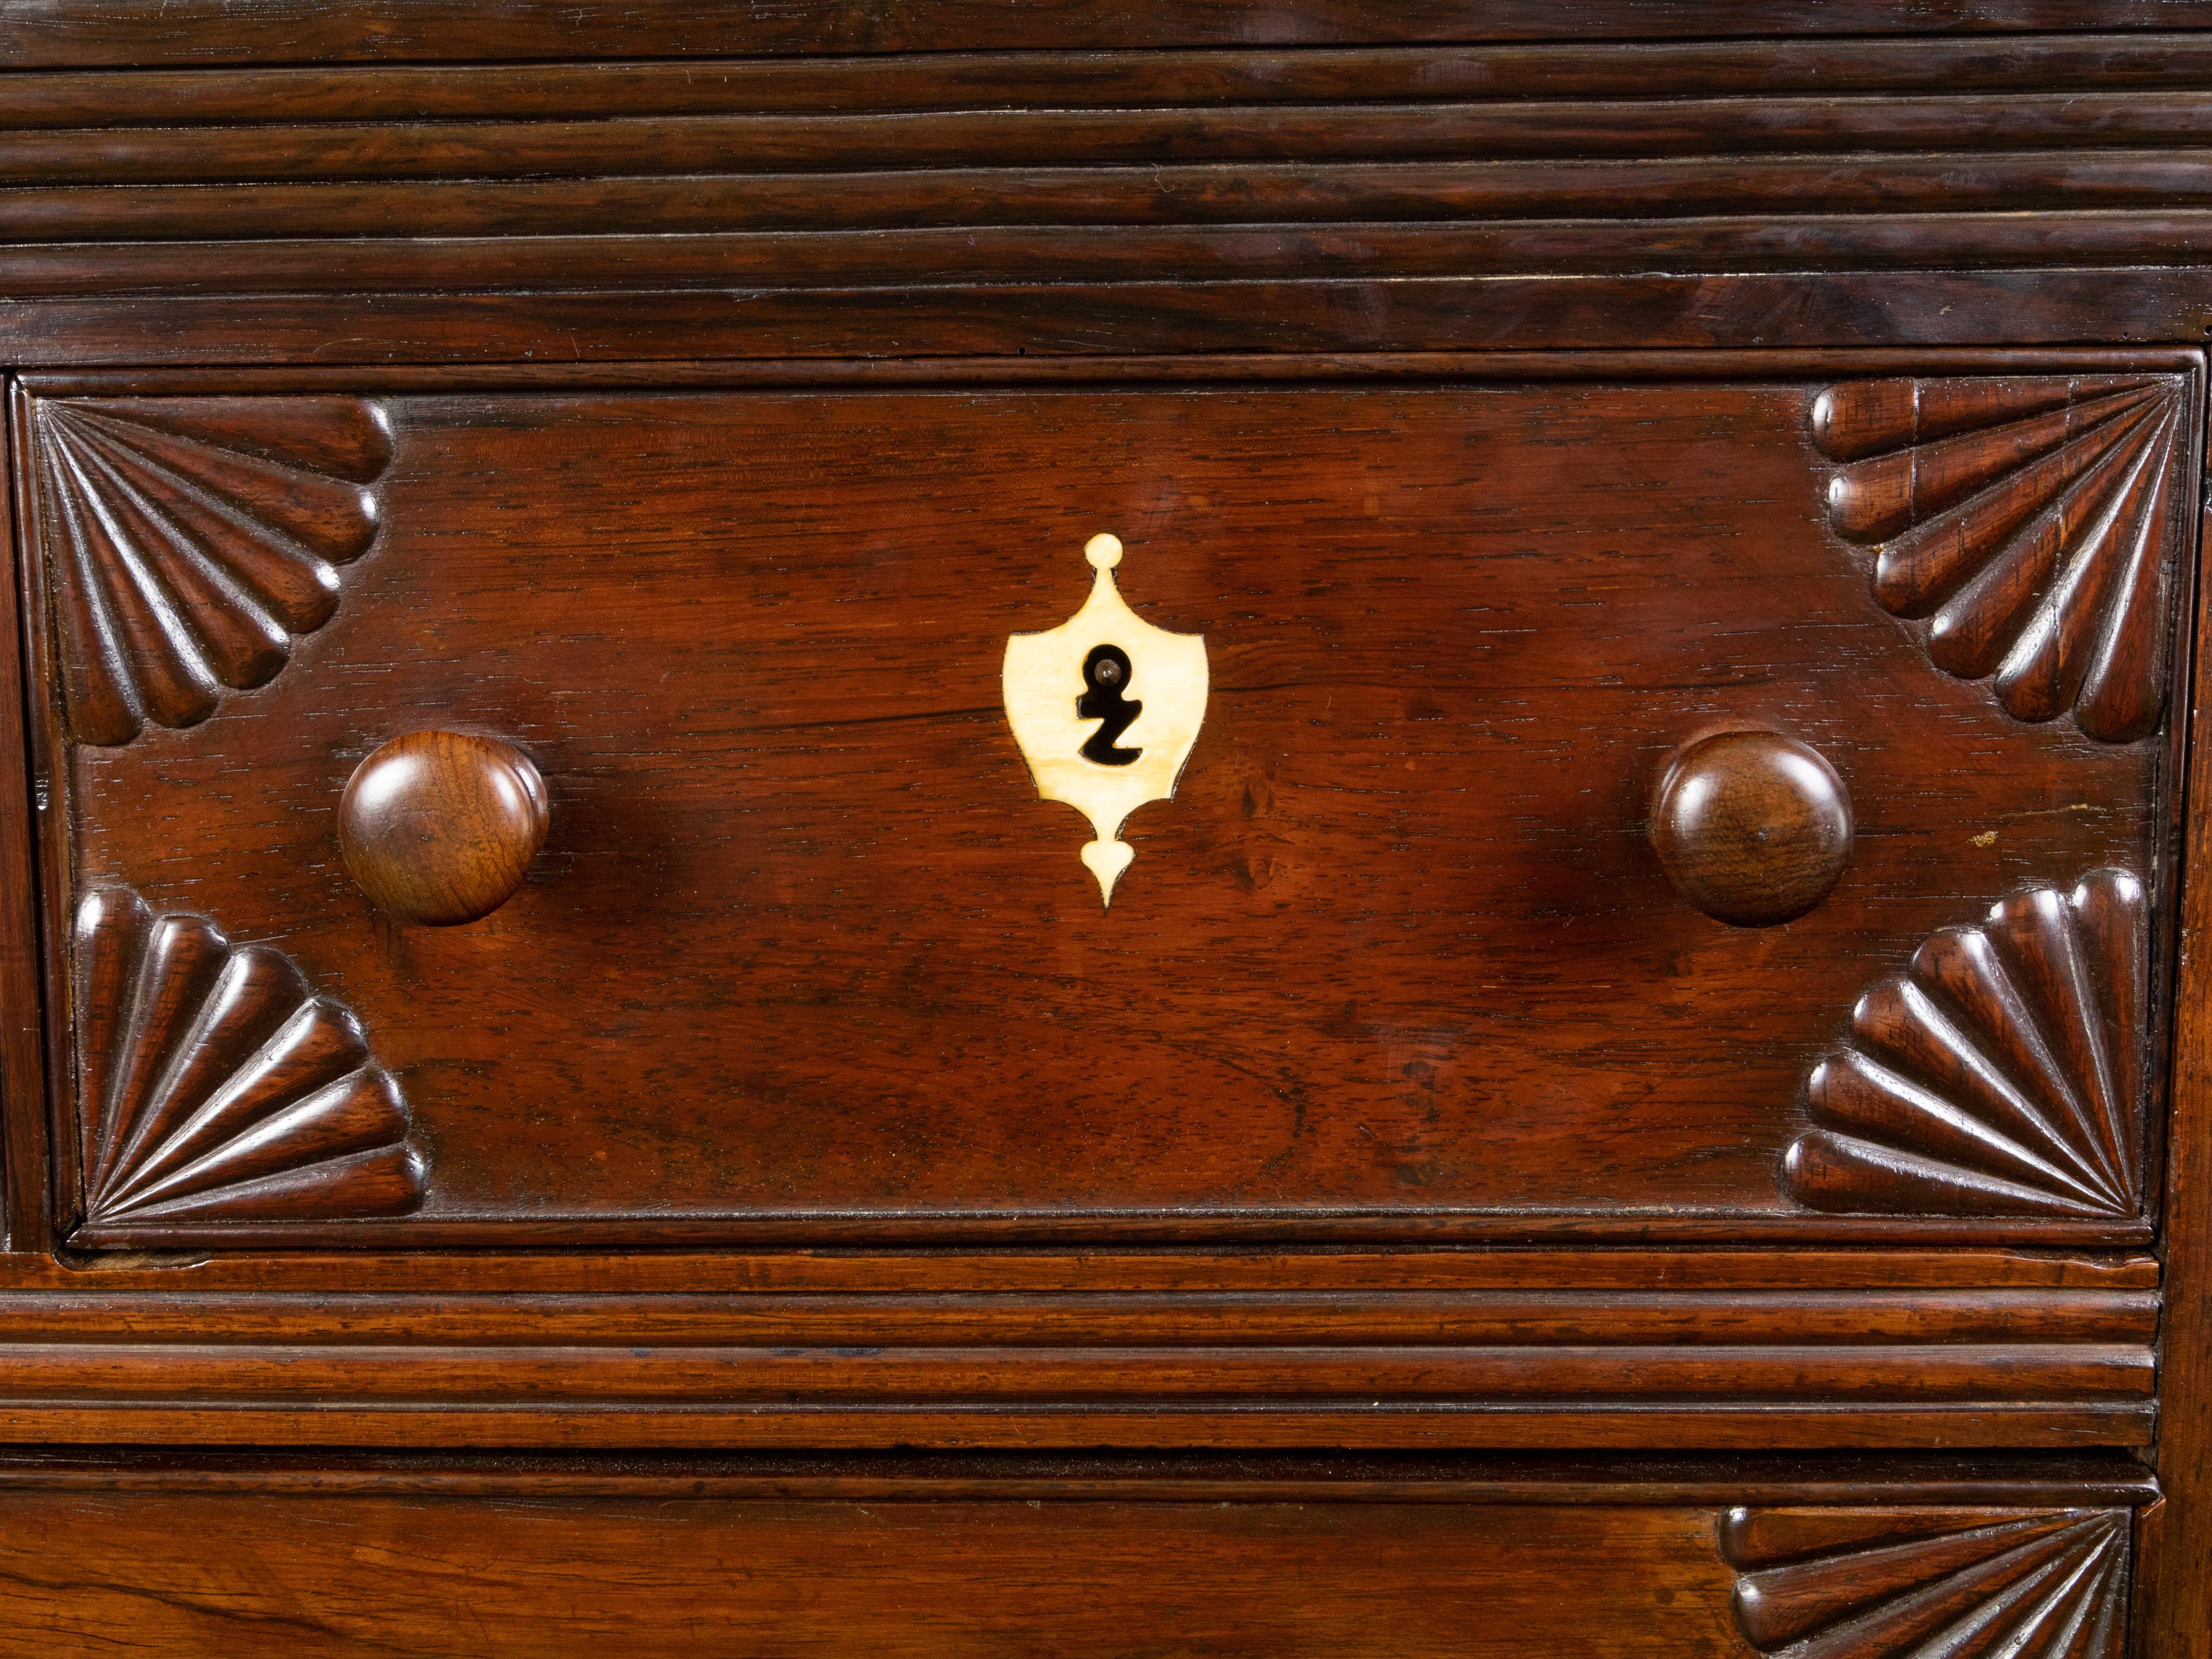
1651 730 1852 927
338 731 549 926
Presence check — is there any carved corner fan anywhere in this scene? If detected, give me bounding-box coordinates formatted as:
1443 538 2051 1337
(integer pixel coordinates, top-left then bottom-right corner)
1002 534 1209 906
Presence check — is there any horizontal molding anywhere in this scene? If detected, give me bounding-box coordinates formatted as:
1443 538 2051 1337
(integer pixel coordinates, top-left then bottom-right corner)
20 348 2206 399
12 41 2212 128
0 1289 2158 1347
8 155 2211 247
3 44 2212 290
8 1246 2158 1294
8 216 2212 301
0 1402 2153 1452
0 1255 2155 1449
12 96 2212 189
0 5 2201 68
0 1343 2152 1401
0 1448 2163 1504
4 272 2211 368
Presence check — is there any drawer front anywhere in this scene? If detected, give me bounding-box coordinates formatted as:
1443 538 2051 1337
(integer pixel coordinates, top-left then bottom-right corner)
0 1456 2147 1659
17 360 2194 1246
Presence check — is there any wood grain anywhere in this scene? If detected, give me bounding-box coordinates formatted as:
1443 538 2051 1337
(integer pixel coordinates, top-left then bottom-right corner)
68 887 426 1229
14 274 2212 370
11 40 2212 129
1723 1507 2128 1656
1812 374 2191 743
1651 729 1853 928
0 1 2201 66
1790 869 2150 1220
0 1248 2153 1450
22 395 390 744
0 14 2200 1641
338 730 550 926
0 1469 2158 1658
0 1490 1749 1658
23 372 2181 1245
0 395 41 1254
2139 500 2212 1653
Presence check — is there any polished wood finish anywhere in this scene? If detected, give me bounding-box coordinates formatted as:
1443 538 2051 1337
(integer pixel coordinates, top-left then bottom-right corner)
338 730 550 926
0 9 2205 1655
2140 495 2212 1650
3 3 2205 67
68 886 426 1230
19 367 2182 1247
1651 729 1853 927
22 395 390 745
0 1452 2158 1659
1791 869 2148 1219
0 1248 2153 1451
1723 1506 2130 1655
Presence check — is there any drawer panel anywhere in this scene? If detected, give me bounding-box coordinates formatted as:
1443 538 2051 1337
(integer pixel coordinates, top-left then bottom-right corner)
0 1454 2150 1659
16 361 2193 1245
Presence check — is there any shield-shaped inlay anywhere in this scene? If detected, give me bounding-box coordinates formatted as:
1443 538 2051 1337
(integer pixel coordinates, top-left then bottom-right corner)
1001 534 1209 906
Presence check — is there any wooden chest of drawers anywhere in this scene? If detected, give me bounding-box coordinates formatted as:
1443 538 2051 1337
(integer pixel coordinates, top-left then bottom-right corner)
0 4 2208 1654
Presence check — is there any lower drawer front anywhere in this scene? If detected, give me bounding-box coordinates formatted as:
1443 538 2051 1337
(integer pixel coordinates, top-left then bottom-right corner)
0 1482 2138 1658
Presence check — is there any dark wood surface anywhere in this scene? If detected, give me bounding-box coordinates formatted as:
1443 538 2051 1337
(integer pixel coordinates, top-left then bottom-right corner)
0 1452 2158 1658
2142 503 2212 1648
7 35 2212 369
18 369 2185 1245
1651 729 1854 927
0 1248 2157 1452
0 3 2204 68
338 730 551 926
0 8 2205 1655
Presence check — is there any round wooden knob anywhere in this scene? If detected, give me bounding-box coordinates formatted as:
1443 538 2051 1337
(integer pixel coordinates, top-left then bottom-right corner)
338 731 549 926
1651 730 1852 927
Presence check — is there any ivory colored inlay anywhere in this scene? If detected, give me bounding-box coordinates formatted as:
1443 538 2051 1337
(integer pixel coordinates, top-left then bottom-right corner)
1002 533 1209 906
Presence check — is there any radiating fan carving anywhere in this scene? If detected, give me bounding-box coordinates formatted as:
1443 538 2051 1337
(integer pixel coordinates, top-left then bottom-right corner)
28 395 393 746
1811 373 2190 742
1721 1507 2128 1658
1786 869 2146 1219
71 888 426 1231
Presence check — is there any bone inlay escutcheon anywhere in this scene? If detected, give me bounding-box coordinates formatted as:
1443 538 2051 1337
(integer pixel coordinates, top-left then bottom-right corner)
1002 533 1208 906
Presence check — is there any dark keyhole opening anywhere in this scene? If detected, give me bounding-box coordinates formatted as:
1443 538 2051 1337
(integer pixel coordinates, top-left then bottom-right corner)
1078 644 1143 766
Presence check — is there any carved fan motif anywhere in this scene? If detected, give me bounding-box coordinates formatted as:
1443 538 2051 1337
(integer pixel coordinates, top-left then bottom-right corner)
1811 374 2190 742
1721 1507 2128 1658
28 395 394 746
72 888 426 1231
1786 870 2145 1219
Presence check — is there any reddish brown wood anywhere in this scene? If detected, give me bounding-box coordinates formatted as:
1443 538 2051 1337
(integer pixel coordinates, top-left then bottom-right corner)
0 1455 2156 1658
0 1245 2155 1294
0 1244 2156 1450
67 886 426 1228
13 272 2212 370
1724 1507 2130 1655
1651 729 1853 928
1812 375 2191 743
338 730 550 926
2141 504 2212 1655
1791 869 2148 1219
19 95 2212 190
0 1489 1762 1657
17 370 2181 1248
11 160 2212 247
0 13 2202 1648
0 390 43 1254
0 1 2199 67
22 394 390 744
0 1448 2163 1505
9 39 2212 132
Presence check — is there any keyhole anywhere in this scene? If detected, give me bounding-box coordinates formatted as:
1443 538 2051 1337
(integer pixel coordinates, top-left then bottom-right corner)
1077 644 1143 766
